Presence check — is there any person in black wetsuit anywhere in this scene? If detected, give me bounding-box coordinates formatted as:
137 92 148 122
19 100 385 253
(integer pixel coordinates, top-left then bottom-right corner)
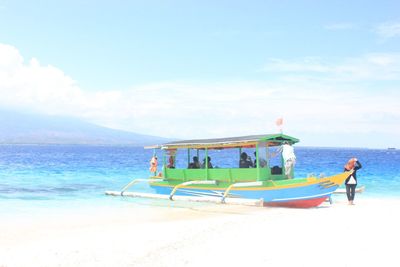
344 158 362 205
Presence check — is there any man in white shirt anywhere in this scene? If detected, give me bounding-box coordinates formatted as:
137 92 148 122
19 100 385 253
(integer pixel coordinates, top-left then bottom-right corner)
276 141 296 179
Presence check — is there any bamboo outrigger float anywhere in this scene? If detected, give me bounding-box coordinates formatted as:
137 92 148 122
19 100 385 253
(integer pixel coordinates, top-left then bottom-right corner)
106 133 351 208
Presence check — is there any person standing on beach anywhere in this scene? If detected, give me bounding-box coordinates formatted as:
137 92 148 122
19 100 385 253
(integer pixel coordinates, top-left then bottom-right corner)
344 158 362 205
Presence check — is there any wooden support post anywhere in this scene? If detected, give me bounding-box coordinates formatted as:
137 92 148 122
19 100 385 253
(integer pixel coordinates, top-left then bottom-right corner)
256 143 260 181
205 148 208 180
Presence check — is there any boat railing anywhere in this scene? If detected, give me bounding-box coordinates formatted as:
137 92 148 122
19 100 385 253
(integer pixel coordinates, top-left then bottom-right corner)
120 178 165 196
164 167 268 183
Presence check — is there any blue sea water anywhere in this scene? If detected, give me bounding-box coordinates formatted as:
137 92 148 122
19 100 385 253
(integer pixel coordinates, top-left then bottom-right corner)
0 145 399 214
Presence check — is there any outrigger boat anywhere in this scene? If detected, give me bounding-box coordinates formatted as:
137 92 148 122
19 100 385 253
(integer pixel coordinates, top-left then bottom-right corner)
106 134 351 208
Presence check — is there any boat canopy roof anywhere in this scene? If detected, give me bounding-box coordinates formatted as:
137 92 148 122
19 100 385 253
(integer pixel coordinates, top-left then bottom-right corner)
147 133 299 150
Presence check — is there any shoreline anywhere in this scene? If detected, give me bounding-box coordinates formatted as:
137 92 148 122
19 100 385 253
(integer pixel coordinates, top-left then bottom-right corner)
1 197 399 267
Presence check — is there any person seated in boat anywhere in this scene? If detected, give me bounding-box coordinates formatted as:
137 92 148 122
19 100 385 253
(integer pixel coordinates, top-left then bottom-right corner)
167 155 175 168
149 156 158 174
253 152 267 167
271 165 282 174
188 156 201 169
239 152 254 168
201 156 213 168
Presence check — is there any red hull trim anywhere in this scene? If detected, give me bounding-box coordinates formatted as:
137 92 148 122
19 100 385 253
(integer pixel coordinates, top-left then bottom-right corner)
264 196 328 208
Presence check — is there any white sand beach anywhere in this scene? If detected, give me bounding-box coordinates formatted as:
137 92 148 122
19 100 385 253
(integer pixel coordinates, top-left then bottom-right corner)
1 197 399 267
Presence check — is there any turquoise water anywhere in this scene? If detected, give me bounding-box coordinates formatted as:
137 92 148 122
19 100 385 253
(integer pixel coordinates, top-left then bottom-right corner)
0 145 399 214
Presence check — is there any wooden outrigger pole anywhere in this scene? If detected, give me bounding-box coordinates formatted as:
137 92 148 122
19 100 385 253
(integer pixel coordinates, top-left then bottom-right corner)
105 178 264 206
105 190 264 206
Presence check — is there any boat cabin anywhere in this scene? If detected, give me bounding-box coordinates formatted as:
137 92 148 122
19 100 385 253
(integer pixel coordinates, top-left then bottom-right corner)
147 134 299 183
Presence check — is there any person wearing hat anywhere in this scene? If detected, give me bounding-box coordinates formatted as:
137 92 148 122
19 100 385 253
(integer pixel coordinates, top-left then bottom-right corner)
344 158 362 205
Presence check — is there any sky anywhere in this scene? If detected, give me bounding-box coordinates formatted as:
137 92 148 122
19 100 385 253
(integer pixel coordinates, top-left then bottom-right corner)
0 0 400 148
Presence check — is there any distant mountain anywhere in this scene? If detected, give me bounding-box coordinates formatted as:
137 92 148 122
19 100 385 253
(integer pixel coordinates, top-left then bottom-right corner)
0 110 173 145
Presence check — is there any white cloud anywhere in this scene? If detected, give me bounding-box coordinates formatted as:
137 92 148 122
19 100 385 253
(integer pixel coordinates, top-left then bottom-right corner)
0 43 400 147
262 53 400 81
0 44 23 70
375 21 400 39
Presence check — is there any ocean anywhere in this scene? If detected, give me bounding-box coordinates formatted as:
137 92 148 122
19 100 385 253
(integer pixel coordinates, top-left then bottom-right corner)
1 145 399 214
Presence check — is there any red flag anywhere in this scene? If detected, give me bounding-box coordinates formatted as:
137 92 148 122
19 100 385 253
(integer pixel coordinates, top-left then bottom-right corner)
276 117 283 133
275 117 283 126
